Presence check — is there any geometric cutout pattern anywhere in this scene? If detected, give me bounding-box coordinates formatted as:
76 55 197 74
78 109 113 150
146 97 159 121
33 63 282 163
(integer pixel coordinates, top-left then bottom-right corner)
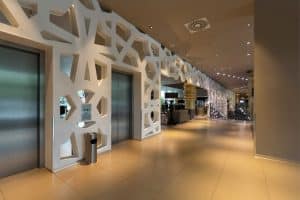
95 24 111 46
84 17 91 35
132 40 151 61
0 0 18 26
0 0 234 171
59 96 76 120
77 89 94 104
123 53 138 67
145 63 157 80
84 63 90 81
60 133 78 160
95 62 107 81
50 6 79 37
77 121 96 128
116 23 131 41
97 97 107 116
17 0 37 18
60 54 79 82
151 44 160 57
116 43 123 53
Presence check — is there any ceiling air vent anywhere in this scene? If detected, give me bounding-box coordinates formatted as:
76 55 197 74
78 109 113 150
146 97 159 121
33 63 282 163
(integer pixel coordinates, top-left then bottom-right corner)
184 18 210 34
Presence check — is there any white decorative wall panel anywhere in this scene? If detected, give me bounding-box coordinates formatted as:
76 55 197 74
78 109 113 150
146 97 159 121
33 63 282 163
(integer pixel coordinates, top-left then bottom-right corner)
0 0 235 171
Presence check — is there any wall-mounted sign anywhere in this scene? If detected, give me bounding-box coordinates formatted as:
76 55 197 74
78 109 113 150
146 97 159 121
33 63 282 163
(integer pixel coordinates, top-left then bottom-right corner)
81 104 92 121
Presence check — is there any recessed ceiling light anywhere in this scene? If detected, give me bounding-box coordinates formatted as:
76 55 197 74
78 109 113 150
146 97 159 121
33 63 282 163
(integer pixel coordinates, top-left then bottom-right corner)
184 18 211 34
148 25 153 29
247 23 251 27
246 41 251 45
247 53 251 56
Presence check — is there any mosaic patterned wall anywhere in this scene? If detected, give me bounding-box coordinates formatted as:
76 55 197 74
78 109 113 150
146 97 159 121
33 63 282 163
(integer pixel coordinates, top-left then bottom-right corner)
0 0 234 171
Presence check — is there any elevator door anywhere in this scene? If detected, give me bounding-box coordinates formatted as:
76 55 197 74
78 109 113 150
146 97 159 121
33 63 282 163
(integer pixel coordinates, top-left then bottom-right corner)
0 45 40 178
111 72 132 144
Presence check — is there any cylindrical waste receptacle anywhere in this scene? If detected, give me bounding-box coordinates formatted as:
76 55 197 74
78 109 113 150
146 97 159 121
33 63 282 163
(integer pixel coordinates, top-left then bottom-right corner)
85 132 97 164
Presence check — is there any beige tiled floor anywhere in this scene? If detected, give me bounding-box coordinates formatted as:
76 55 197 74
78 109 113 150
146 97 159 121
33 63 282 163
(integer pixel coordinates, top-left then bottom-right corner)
0 119 300 200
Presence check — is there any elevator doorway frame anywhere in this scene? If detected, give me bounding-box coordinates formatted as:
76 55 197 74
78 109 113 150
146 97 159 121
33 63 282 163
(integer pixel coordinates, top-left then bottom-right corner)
0 35 50 170
111 65 142 144
111 71 133 144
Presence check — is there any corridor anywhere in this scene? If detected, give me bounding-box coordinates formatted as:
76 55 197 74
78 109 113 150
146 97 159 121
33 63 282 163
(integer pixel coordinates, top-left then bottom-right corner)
0 119 299 200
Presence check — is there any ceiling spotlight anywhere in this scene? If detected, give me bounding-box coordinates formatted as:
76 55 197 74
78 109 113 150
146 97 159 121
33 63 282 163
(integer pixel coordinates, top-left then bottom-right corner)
184 18 211 34
247 53 251 56
222 73 226 76
247 23 251 27
246 41 251 45
227 75 231 77
246 79 249 81
148 25 153 29
216 72 220 75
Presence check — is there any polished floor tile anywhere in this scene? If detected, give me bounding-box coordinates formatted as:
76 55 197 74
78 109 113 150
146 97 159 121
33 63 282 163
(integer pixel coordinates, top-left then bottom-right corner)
0 119 300 200
259 159 300 200
0 169 82 200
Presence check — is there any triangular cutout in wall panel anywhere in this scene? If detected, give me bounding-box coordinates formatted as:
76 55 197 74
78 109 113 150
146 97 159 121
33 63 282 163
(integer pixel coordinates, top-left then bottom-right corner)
50 6 79 37
84 17 91 35
17 0 37 18
116 43 123 53
60 133 79 160
0 0 18 26
60 54 79 82
84 63 90 81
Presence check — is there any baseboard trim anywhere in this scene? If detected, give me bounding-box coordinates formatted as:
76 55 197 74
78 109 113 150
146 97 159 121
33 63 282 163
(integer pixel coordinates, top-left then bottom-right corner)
255 154 300 166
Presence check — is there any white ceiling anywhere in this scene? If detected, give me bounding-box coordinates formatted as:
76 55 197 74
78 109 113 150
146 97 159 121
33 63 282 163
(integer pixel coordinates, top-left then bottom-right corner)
100 0 254 90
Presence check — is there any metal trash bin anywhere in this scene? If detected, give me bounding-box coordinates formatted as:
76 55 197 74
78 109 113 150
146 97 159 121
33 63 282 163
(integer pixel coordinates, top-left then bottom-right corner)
85 132 97 164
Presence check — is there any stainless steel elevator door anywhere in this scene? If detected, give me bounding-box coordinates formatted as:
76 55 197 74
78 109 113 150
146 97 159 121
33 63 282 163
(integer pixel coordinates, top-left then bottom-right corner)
111 72 132 144
0 46 39 178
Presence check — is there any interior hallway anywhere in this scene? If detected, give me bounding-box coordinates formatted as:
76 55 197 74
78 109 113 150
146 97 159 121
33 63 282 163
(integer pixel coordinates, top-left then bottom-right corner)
0 119 299 200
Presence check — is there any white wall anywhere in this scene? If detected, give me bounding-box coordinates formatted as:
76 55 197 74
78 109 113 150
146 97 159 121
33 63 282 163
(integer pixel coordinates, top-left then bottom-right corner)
0 0 234 171
255 0 300 162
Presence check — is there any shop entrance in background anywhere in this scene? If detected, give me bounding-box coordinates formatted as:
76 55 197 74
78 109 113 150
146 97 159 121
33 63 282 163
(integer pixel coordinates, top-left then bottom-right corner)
161 75 209 126
195 88 209 118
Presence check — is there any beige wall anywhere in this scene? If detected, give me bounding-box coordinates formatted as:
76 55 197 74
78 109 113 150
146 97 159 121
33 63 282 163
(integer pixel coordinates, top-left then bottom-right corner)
254 0 300 161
